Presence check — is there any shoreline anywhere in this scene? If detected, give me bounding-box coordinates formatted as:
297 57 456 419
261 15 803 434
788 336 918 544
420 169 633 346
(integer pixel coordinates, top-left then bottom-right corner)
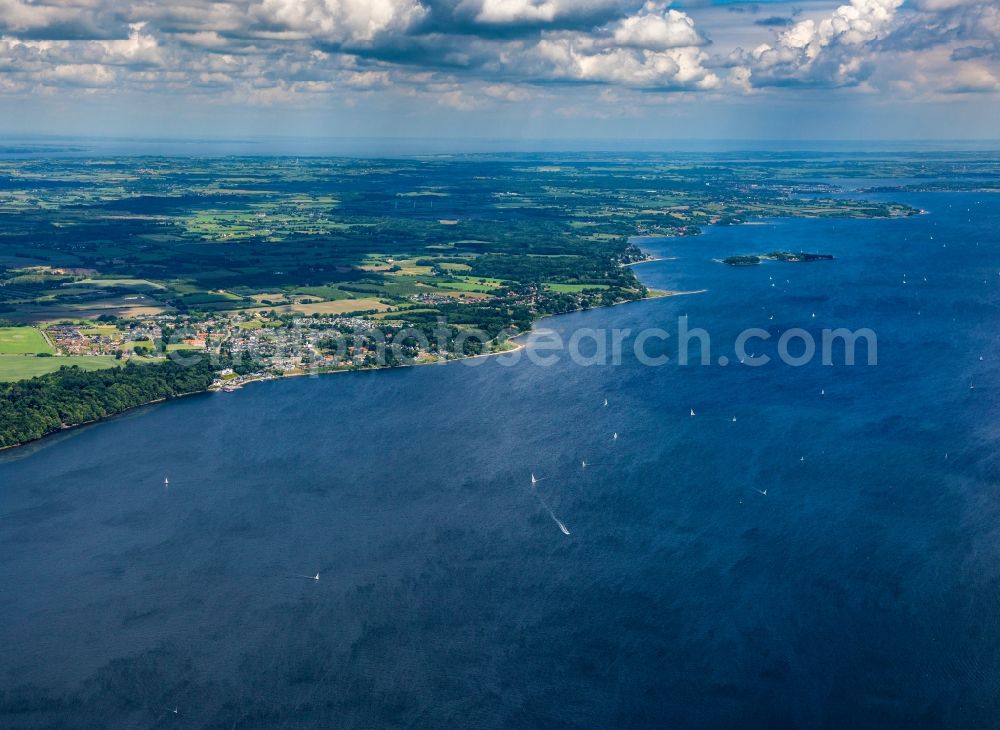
0 272 695 453
210 285 702 394
0 387 212 456
622 256 676 267
214 337 530 391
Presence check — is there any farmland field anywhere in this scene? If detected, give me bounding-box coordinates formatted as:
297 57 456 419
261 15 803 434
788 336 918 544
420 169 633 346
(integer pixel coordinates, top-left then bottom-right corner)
280 298 391 315
0 154 917 332
546 283 611 293
0 355 117 382
0 327 53 355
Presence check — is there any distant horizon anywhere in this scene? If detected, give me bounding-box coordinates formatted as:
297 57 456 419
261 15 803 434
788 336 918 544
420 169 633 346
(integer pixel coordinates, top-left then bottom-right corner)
5 134 1000 158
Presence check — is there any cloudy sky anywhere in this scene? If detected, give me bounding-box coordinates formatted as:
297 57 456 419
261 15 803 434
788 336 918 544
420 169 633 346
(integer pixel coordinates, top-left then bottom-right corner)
0 0 997 141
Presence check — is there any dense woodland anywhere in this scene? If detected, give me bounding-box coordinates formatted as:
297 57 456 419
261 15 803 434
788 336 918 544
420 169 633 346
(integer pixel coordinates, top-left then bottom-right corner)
0 360 215 449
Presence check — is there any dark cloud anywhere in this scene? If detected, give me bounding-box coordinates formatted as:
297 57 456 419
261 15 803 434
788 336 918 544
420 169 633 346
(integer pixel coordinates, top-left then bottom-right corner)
419 0 632 37
753 15 792 26
951 44 999 61
0 1 130 41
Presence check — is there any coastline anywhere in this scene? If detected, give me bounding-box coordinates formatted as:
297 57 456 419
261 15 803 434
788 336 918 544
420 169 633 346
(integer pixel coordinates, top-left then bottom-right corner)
0 386 212 456
210 285 701 394
622 256 676 267
0 275 697 453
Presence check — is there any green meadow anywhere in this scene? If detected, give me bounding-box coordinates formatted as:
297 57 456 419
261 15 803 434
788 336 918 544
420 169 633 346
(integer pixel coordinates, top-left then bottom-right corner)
0 355 118 382
0 327 54 355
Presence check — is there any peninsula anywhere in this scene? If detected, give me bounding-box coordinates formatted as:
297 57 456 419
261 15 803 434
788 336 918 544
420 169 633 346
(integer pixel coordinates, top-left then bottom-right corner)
0 154 919 449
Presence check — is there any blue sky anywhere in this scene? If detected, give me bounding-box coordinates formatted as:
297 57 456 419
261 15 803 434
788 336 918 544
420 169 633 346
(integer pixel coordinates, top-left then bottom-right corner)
0 0 997 141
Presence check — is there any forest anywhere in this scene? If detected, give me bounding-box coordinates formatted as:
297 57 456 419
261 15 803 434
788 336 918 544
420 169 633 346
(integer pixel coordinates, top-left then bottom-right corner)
0 359 216 449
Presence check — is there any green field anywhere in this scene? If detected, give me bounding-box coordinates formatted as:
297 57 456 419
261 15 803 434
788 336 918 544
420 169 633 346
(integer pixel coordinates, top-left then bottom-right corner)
0 327 54 355
78 325 118 336
433 276 503 294
0 355 118 382
122 339 155 351
545 283 611 293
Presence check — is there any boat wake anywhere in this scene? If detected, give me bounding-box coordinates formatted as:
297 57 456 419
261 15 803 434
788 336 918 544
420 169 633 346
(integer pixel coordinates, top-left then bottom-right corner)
533 489 571 536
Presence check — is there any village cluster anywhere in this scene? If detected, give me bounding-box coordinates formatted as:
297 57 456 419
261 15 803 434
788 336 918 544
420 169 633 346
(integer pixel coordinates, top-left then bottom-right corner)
41 312 397 389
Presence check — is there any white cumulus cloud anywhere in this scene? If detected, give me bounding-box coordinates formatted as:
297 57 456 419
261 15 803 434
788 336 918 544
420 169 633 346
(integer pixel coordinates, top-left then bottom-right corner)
461 0 622 26
253 0 428 44
742 0 903 87
506 2 716 90
529 37 718 89
611 2 703 51
0 0 994 107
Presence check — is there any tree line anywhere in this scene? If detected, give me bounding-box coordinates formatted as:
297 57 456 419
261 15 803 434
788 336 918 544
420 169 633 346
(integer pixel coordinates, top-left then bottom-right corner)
0 359 216 449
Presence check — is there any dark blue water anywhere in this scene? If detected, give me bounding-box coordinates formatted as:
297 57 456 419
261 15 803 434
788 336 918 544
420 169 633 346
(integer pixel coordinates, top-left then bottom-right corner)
2 193 1000 728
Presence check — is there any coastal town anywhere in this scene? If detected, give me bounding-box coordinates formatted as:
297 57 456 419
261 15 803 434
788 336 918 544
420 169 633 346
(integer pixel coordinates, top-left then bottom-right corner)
36 309 454 390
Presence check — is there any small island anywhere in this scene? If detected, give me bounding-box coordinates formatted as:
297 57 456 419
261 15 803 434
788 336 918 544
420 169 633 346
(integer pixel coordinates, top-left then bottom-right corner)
723 251 834 266
767 251 835 262
722 255 762 266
